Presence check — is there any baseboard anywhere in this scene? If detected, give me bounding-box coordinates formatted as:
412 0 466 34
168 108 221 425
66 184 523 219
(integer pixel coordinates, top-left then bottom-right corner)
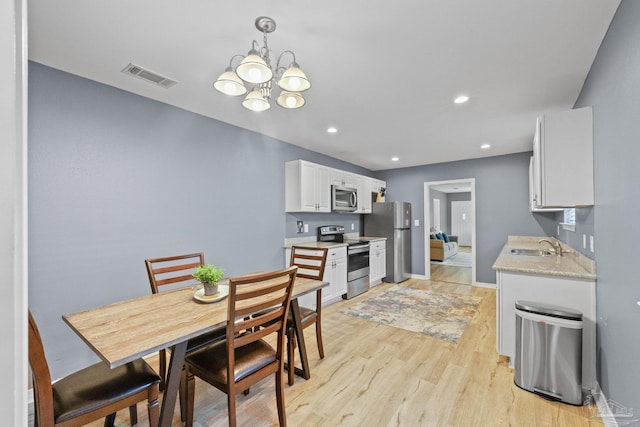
588 382 638 426
409 274 427 280
474 281 496 289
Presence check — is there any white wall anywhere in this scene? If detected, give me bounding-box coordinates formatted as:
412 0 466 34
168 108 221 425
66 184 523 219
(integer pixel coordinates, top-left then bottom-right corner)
1 0 28 424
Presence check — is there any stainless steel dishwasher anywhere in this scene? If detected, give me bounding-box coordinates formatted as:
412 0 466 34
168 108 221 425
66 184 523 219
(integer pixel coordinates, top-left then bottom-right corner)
514 300 583 405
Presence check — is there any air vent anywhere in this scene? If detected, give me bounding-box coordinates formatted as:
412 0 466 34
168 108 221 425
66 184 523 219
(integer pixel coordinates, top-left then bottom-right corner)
121 63 177 88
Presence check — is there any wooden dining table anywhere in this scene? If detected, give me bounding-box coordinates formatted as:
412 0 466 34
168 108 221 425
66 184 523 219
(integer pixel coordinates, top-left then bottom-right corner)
63 275 328 427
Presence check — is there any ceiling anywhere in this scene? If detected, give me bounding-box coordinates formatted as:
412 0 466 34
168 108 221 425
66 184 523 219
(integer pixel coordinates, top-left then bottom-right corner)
28 0 620 171
430 183 471 194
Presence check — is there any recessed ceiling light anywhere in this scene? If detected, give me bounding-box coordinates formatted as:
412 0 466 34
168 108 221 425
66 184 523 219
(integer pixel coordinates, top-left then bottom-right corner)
481 143 491 149
454 95 469 104
391 156 399 162
327 127 338 134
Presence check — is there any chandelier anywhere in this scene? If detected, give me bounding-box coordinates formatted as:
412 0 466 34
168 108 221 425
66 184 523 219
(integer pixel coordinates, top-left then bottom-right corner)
213 16 311 112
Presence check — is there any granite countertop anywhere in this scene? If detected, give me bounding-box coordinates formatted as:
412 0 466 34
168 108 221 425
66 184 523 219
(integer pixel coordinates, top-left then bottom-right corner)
492 236 596 280
283 235 386 249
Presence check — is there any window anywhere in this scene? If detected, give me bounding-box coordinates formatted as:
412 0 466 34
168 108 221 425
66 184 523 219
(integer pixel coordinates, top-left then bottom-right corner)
561 208 576 231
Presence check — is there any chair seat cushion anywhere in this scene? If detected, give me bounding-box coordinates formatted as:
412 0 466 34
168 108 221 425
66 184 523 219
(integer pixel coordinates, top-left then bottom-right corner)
287 306 317 326
185 339 276 385
186 328 226 353
52 358 160 424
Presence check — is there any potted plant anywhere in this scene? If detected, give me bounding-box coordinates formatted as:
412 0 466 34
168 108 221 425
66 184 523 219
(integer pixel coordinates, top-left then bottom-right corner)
193 264 224 296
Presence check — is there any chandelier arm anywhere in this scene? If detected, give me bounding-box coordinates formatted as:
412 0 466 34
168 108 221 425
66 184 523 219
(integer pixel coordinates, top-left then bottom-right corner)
227 54 246 69
275 50 297 72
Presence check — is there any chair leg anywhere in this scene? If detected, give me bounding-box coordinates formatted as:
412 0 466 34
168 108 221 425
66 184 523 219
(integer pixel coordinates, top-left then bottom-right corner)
185 369 196 427
104 413 116 427
315 319 325 359
159 349 167 392
287 327 296 386
147 385 160 427
128 404 138 426
227 390 237 427
276 371 287 427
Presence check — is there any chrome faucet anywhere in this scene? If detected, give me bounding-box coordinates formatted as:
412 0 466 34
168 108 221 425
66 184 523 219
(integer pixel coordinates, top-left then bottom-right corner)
538 238 564 256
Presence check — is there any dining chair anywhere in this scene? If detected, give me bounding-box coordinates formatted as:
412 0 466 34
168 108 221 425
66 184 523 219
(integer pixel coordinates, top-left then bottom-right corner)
286 246 328 385
144 252 226 392
183 266 298 427
28 311 161 427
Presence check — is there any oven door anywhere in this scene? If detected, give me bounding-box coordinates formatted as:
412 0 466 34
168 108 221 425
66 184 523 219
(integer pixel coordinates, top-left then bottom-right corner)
347 244 370 281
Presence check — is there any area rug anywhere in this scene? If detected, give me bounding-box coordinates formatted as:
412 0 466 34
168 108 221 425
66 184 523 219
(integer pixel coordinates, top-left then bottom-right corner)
340 285 482 343
431 251 472 268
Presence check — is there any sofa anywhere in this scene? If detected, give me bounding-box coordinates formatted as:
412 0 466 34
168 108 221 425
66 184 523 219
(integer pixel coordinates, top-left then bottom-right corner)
430 233 459 261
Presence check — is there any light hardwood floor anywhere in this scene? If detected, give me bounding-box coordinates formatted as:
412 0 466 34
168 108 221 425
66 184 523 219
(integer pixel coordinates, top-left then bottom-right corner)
33 276 602 426
430 246 472 285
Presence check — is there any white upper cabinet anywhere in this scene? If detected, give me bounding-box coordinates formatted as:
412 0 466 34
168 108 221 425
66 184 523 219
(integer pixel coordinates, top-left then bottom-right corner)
531 106 594 209
286 160 385 214
330 169 356 188
285 160 331 212
355 176 372 214
529 157 562 212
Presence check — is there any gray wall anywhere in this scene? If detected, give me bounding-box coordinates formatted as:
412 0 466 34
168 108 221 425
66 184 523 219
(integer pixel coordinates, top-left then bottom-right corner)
376 152 552 283
548 206 595 257
570 0 640 413
28 62 369 379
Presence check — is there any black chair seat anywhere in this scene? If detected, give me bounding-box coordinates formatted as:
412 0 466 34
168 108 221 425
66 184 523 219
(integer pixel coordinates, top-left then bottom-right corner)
186 329 226 353
52 358 160 424
186 339 276 385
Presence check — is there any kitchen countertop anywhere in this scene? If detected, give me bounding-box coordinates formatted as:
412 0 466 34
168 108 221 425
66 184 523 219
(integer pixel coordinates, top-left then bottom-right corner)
283 235 386 249
492 236 596 280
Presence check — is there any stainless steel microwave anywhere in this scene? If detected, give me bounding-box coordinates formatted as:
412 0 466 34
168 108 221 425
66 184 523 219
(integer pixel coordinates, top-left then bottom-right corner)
332 185 358 212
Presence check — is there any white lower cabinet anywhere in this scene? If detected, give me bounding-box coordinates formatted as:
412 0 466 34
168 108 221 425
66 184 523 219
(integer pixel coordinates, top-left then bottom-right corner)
369 240 386 286
496 271 596 391
285 246 347 308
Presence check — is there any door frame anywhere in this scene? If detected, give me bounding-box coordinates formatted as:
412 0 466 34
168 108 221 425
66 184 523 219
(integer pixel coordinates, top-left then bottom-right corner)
423 179 476 285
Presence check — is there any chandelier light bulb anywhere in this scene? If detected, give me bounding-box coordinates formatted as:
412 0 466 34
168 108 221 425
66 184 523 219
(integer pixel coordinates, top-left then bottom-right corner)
236 51 273 84
276 91 305 109
242 89 271 111
213 68 247 96
278 64 311 92
288 77 301 90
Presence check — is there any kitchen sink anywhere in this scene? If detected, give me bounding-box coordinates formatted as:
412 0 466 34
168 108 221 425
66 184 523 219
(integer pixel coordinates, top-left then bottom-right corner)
510 248 554 256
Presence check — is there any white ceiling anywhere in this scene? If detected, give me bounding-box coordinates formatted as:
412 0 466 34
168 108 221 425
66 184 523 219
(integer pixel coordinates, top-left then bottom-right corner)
430 183 471 194
28 0 620 171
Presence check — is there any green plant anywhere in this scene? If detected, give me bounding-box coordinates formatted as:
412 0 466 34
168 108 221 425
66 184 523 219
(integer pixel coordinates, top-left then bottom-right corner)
193 264 224 285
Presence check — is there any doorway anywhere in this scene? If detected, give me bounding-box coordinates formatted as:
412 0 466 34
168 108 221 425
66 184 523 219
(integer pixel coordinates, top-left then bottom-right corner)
424 179 476 286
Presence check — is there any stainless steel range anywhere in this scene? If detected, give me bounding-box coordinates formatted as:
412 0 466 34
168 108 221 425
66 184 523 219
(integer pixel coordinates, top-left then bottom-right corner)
317 225 370 299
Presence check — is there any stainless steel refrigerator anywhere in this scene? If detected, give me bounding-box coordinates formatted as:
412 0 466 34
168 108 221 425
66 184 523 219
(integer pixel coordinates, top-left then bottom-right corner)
364 201 412 283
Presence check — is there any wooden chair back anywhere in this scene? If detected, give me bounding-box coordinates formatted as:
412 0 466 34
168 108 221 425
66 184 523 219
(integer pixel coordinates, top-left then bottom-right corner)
226 266 298 357
289 246 328 280
145 252 204 294
29 311 161 427
28 311 55 427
